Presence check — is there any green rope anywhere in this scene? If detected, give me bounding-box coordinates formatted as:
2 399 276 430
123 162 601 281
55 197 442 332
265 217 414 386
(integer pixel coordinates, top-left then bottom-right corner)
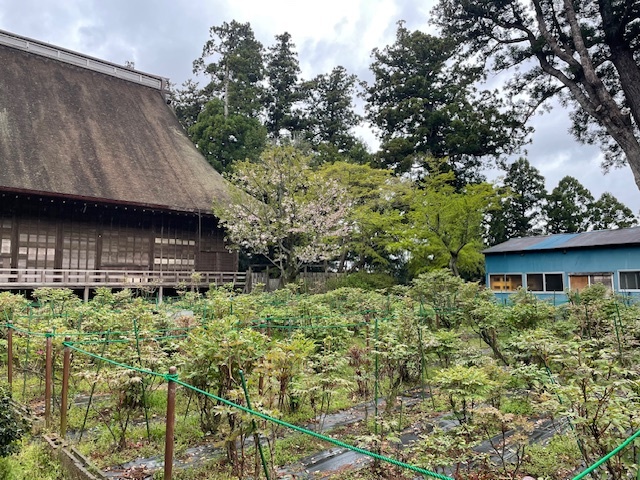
175 378 452 480
248 323 367 330
62 343 165 380
65 344 451 480
572 429 640 480
69 339 130 345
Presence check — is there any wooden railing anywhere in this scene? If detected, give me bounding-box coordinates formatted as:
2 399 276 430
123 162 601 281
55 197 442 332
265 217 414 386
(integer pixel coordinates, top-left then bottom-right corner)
0 268 246 289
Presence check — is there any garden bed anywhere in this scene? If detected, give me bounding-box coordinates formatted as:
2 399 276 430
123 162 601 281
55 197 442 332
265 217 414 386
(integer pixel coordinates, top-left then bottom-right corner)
1 275 639 479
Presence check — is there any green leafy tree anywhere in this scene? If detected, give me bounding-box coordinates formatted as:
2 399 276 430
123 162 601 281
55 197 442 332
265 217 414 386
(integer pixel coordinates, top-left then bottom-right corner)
544 176 594 233
317 162 406 275
399 164 501 278
213 146 352 283
171 79 208 134
365 21 526 180
188 98 267 173
193 20 264 117
434 0 640 192
589 192 638 230
300 66 363 162
487 158 547 245
264 32 302 139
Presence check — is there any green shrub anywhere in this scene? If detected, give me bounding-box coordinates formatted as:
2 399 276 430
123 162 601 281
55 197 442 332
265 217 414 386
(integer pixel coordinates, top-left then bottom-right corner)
0 386 28 457
522 433 582 479
326 272 397 291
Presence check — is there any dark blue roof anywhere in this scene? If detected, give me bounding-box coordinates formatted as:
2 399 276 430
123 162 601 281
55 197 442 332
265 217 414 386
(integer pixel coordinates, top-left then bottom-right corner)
483 227 640 254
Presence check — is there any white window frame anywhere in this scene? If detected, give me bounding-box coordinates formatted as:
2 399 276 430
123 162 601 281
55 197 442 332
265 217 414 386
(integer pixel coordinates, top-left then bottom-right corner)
568 272 613 291
618 270 640 292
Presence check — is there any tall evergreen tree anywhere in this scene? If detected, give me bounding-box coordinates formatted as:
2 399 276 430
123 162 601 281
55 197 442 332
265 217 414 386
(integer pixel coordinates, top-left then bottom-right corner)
487 158 547 245
189 99 266 173
264 32 301 139
300 66 363 163
171 79 208 134
544 176 595 234
365 21 526 179
193 20 265 117
590 192 638 230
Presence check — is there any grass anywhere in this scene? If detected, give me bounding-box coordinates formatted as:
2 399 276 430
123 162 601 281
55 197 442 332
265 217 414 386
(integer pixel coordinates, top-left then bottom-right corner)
0 438 63 480
268 432 328 466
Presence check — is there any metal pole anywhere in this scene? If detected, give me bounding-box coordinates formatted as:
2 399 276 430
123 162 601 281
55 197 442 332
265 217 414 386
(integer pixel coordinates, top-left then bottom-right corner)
60 337 71 438
163 366 177 480
7 327 12 388
45 332 53 428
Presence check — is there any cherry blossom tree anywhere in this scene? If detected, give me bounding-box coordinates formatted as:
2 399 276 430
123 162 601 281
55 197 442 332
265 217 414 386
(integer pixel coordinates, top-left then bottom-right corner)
214 145 352 283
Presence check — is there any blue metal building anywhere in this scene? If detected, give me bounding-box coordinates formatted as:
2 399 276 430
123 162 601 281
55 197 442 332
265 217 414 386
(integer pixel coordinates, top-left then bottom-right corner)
483 227 640 303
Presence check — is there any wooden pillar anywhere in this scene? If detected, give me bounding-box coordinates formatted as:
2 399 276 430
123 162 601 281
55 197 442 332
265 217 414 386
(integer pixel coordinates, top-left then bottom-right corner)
164 366 177 480
60 337 71 438
45 333 53 428
158 286 163 305
83 287 89 303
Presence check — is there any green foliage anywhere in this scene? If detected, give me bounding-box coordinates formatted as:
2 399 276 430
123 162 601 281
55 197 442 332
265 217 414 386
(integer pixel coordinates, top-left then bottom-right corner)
299 66 362 158
325 272 397 291
5 283 640 478
486 158 547 245
0 440 63 480
0 293 28 324
434 365 494 423
318 162 407 277
366 21 526 178
0 386 28 457
433 0 640 188
188 98 267 173
171 79 208 133
400 166 501 279
590 192 638 230
264 32 301 138
410 270 467 329
544 176 595 234
522 433 582 479
193 20 264 118
32 288 80 317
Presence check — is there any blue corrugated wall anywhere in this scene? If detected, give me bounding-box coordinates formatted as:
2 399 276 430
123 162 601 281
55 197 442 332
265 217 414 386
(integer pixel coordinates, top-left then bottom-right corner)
485 246 640 304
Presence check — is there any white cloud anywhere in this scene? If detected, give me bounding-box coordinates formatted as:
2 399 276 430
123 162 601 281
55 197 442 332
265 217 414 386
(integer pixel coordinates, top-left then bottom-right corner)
0 0 638 211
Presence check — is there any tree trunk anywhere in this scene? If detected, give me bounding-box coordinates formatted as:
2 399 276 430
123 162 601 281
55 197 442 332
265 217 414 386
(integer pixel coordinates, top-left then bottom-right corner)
599 0 640 128
532 0 640 191
449 251 460 277
224 62 230 118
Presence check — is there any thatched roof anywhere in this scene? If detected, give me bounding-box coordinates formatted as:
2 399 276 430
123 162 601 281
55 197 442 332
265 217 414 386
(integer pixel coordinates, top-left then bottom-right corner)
0 31 230 214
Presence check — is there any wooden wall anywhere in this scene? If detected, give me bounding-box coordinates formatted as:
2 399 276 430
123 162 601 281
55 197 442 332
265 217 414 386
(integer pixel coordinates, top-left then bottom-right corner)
0 193 237 272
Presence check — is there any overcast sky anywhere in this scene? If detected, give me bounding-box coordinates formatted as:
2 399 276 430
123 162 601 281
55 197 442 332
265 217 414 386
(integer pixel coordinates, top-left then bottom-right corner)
1 0 639 213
